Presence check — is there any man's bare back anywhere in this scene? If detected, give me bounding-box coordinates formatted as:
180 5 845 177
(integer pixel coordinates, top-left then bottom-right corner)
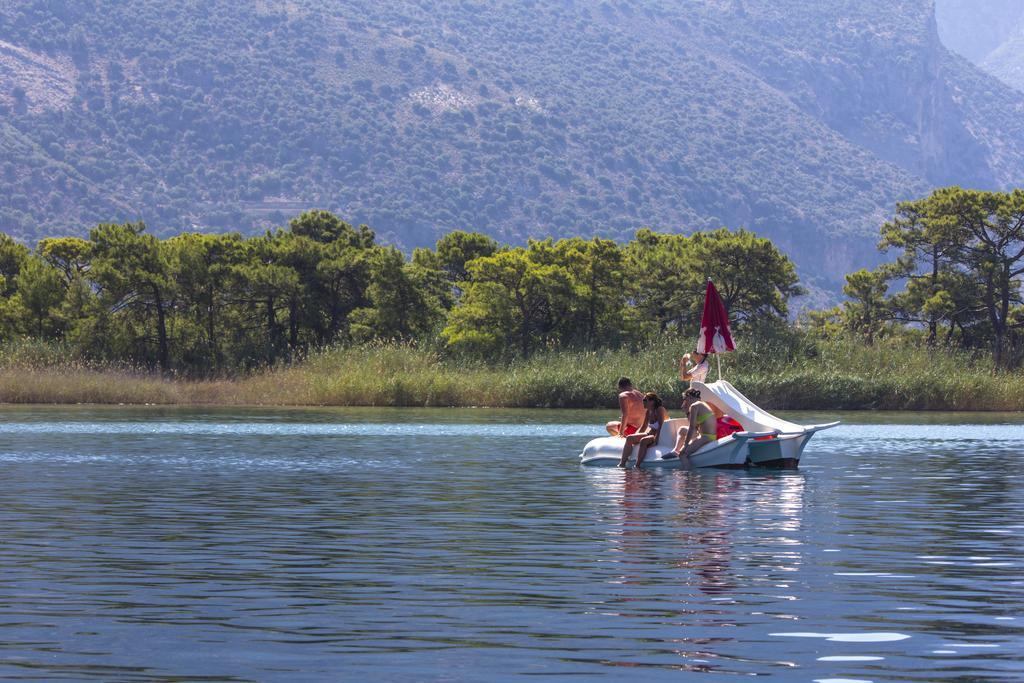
606 377 646 436
619 388 645 430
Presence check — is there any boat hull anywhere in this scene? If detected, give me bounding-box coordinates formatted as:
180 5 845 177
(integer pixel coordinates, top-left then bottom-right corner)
745 433 813 468
579 418 760 469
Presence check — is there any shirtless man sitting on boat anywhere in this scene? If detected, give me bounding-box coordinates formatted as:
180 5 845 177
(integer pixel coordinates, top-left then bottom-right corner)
666 388 718 462
606 377 646 437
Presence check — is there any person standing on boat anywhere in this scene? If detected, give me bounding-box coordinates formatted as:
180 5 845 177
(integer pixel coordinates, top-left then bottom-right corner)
617 392 669 468
666 388 718 462
679 351 710 386
606 377 646 437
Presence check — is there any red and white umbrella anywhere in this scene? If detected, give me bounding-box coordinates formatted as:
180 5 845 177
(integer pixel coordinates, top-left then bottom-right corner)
696 280 734 379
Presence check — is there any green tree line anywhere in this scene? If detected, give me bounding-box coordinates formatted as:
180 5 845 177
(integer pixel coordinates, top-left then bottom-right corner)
0 211 801 373
815 187 1024 369
1 186 1021 375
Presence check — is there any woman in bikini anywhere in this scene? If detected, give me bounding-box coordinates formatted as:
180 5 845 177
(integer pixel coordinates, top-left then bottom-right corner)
617 392 669 468
666 388 718 462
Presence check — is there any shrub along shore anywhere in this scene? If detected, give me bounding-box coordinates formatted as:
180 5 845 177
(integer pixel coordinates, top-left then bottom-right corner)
2 338 1022 411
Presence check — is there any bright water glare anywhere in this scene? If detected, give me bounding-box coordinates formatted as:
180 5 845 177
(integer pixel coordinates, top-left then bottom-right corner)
0 407 1022 682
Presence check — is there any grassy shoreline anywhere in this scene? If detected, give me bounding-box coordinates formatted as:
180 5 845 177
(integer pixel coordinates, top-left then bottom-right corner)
2 340 1022 411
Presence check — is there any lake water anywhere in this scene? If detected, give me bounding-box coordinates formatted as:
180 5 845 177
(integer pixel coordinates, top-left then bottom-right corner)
0 407 1022 682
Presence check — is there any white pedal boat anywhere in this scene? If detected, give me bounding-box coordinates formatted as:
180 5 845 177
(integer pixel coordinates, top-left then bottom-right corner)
579 379 839 469
579 421 770 469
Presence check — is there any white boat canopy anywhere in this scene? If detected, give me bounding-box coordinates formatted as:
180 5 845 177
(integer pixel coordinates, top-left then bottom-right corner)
691 379 808 435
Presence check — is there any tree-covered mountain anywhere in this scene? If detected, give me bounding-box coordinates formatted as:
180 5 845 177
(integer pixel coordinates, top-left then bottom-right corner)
2 0 1024 290
936 0 1024 91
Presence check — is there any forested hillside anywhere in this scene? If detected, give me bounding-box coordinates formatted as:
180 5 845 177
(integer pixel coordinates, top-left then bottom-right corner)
2 0 1024 290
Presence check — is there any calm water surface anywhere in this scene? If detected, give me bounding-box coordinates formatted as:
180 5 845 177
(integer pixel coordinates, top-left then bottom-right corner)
0 407 1022 682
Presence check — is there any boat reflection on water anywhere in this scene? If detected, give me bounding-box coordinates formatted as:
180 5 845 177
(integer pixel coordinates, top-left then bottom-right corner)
583 469 807 597
736 473 807 600
578 469 809 674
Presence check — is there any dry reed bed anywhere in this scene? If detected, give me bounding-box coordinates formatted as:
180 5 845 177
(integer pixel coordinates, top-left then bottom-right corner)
1 340 1021 411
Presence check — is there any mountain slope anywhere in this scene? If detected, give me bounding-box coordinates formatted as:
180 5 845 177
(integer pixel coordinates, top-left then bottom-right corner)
936 0 1024 91
982 25 1024 91
1 0 1023 290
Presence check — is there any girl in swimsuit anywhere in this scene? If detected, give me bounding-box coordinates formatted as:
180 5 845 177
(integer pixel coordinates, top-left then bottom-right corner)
617 392 669 468
667 388 718 461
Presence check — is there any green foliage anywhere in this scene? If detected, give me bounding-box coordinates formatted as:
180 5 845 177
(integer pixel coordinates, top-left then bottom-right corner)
289 210 375 247
2 191 1022 394
165 232 245 370
439 227 801 357
15 256 64 338
817 186 1024 369
88 222 174 369
443 245 572 357
350 247 442 342
0 234 29 296
841 268 891 345
0 217 807 373
552 236 629 347
435 231 498 282
625 227 802 335
39 237 92 284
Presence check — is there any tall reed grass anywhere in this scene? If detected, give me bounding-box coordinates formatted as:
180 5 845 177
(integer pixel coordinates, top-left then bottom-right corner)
1 336 1021 410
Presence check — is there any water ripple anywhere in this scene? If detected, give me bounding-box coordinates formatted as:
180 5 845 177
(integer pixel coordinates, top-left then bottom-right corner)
0 409 1020 681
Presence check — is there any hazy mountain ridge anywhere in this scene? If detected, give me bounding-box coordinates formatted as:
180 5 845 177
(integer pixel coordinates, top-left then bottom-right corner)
980 25 1024 92
936 0 1024 91
1 0 1023 290
699 1 1024 187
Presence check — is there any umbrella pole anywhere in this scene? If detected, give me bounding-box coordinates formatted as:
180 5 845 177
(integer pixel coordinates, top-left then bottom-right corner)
716 353 722 381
